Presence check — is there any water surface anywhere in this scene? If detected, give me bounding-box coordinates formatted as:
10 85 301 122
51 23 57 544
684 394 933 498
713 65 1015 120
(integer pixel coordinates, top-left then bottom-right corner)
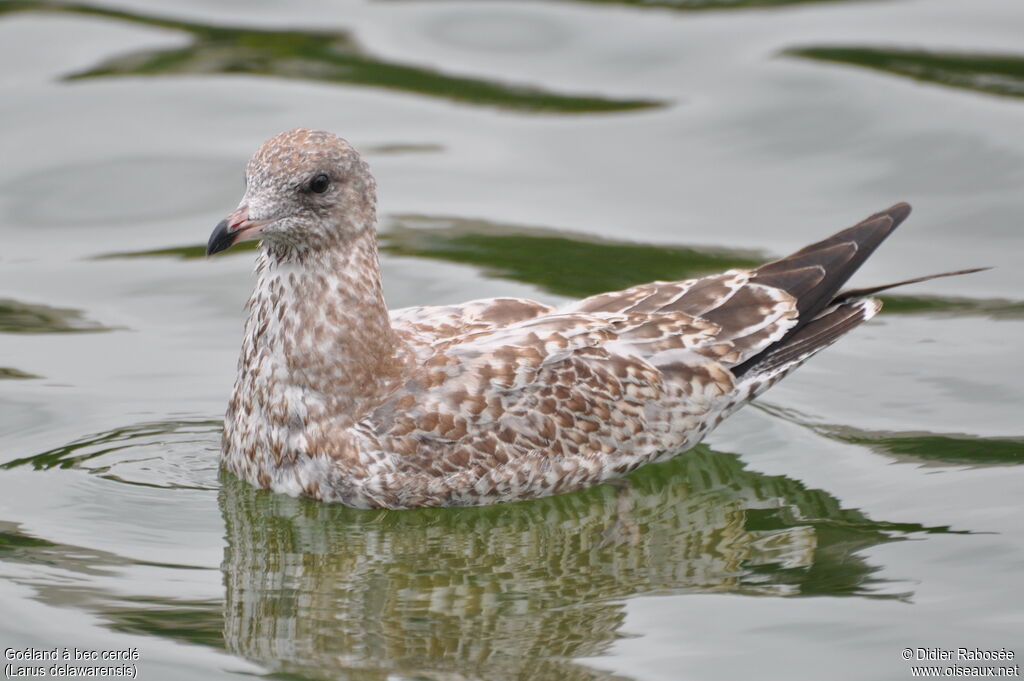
1 0 1022 679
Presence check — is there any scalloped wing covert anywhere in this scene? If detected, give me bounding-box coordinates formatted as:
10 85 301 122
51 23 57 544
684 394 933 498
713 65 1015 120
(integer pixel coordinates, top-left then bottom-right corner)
363 276 798 505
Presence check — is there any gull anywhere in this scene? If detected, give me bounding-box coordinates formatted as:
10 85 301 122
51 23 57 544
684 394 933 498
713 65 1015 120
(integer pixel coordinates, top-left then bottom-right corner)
206 128 981 508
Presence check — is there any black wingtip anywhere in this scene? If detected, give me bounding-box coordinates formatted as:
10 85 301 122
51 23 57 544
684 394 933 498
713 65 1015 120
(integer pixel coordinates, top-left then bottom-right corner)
860 201 911 228
751 203 913 325
885 201 912 224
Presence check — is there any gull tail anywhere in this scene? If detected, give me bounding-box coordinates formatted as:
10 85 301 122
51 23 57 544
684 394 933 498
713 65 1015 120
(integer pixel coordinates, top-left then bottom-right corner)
730 203 987 387
832 267 991 304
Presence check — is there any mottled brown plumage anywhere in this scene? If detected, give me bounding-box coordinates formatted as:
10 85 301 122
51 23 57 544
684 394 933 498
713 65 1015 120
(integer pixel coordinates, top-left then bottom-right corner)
206 128 972 508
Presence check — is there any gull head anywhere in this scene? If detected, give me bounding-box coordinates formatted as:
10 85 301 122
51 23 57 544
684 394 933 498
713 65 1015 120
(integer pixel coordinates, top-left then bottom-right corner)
207 128 376 257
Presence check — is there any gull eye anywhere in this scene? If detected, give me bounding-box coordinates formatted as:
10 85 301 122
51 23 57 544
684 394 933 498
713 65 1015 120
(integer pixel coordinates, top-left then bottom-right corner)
308 173 330 194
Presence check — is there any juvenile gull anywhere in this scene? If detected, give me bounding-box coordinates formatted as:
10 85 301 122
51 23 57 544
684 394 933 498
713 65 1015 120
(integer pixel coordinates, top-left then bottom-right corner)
206 128 980 509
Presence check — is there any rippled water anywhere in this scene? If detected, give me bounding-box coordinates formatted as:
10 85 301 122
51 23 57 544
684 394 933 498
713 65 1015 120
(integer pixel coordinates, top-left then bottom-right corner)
1 0 1022 679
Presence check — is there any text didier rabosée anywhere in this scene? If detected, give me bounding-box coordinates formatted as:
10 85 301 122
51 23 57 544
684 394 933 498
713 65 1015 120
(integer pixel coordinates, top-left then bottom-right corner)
915 648 1016 661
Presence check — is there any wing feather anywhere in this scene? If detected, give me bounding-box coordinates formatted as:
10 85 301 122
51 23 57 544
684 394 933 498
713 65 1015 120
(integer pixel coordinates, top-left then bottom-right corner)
390 297 555 342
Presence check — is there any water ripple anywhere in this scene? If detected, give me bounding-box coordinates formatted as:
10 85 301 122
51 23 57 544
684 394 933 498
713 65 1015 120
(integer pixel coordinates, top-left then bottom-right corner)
2 418 222 491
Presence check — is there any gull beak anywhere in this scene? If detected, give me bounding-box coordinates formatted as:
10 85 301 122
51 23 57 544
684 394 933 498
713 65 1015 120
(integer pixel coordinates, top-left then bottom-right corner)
206 205 269 256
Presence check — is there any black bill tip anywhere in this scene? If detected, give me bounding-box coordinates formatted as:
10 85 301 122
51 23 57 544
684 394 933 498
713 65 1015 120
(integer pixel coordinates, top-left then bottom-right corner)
206 219 235 256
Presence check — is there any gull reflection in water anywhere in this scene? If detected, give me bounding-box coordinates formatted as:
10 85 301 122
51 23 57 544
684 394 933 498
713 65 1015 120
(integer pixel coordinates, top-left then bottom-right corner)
219 445 948 680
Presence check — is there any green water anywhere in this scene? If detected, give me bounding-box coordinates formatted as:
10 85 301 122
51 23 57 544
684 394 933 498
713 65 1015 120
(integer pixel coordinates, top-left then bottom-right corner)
1 0 1022 679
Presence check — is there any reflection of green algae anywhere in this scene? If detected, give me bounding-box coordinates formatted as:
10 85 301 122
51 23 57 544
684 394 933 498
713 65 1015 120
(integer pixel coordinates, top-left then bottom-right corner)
876 294 1024 320
95 242 248 260
95 215 1018 318
786 46 1024 100
0 367 40 379
0 298 109 334
95 215 763 297
0 525 55 551
833 430 1024 467
380 0 874 12
0 1 660 113
761 405 1024 468
383 215 763 298
0 519 223 650
105 598 224 649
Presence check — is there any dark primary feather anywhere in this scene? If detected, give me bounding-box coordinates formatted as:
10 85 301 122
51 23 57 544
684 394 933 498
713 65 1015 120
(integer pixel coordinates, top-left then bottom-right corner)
727 204 912 378
570 202 982 386
734 299 877 378
751 203 911 325
732 203 988 379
